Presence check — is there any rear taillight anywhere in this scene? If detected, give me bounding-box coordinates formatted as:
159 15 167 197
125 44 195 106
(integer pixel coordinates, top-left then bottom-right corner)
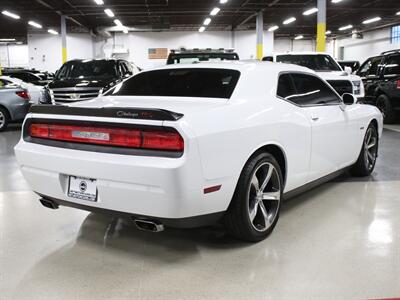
16 91 30 100
397 80 400 89
29 123 184 152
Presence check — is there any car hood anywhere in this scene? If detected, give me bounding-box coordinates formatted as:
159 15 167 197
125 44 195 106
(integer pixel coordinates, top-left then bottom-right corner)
316 71 354 81
48 78 116 89
69 95 228 116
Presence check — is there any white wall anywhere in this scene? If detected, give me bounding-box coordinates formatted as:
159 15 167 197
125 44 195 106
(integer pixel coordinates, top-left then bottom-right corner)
336 27 397 63
0 45 29 68
27 33 94 72
95 30 274 69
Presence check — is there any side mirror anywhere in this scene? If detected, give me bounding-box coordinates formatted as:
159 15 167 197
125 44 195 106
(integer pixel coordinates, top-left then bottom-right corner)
342 93 356 105
344 66 352 75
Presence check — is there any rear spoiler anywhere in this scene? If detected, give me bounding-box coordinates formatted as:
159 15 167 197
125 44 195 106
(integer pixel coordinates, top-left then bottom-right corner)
29 105 184 121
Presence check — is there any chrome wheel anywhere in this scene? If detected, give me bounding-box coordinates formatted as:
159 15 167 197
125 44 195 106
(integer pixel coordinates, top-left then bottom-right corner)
247 162 281 232
364 127 378 171
0 110 5 129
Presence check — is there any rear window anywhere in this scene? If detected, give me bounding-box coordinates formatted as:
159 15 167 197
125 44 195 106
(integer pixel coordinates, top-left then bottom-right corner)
106 68 240 99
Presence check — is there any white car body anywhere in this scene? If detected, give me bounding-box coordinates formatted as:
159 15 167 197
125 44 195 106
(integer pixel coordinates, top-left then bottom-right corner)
265 52 365 100
15 62 382 228
0 75 44 104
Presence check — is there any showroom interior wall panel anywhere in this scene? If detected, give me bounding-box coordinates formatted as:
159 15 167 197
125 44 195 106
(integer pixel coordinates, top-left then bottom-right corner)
0 45 29 68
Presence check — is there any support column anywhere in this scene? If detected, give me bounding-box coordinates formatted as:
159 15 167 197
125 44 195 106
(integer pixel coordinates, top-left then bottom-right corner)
316 0 326 52
256 11 263 60
61 15 67 63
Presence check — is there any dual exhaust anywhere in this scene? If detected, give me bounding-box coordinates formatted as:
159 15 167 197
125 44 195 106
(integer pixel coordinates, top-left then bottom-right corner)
39 198 164 233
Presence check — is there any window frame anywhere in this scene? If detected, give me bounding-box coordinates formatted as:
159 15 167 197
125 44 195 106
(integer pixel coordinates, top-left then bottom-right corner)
391 25 400 44
276 71 343 108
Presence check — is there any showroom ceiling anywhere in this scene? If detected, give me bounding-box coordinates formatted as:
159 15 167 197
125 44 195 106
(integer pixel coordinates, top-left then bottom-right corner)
0 0 399 40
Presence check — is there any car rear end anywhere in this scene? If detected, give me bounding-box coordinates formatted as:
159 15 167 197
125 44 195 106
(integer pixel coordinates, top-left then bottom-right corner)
0 84 31 130
14 65 242 228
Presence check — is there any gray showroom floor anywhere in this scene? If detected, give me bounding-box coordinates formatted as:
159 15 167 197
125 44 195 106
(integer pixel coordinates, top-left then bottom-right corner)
1 124 400 300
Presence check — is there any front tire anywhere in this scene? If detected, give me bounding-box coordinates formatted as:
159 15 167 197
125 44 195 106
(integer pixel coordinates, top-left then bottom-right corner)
376 95 396 124
224 152 283 242
351 123 379 177
0 107 10 132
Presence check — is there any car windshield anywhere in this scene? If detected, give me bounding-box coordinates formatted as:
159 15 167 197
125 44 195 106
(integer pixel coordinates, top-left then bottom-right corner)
56 60 117 80
276 54 342 72
105 68 240 99
167 53 239 65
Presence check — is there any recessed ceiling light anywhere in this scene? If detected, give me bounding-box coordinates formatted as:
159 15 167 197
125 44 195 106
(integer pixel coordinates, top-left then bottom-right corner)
396 11 400 16
48 29 58 35
204 18 212 25
339 24 353 31
332 0 343 3
268 25 279 32
210 7 220 16
325 30 332 35
94 0 104 4
2 10 20 19
294 35 304 40
28 21 42 29
303 8 318 16
104 9 114 17
0 38 16 41
114 19 123 27
362 17 381 24
220 0 228 3
283 17 296 25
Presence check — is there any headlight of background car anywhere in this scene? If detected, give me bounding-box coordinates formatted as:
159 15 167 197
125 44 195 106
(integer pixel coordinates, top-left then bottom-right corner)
352 81 361 95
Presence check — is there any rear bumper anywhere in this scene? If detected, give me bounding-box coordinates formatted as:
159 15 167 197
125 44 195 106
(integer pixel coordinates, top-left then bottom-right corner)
9 101 30 121
15 139 233 221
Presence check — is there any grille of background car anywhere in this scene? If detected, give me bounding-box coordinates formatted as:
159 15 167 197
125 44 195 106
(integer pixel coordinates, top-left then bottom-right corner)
326 80 353 96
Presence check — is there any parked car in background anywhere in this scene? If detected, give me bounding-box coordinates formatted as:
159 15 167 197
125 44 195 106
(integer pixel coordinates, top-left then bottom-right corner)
2 68 50 86
167 48 239 64
0 75 44 104
44 58 139 105
263 52 365 100
0 79 31 131
356 49 400 123
15 62 382 242
338 60 361 73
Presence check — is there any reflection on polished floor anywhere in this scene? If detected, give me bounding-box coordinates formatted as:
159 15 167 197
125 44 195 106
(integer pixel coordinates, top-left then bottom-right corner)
1 124 400 300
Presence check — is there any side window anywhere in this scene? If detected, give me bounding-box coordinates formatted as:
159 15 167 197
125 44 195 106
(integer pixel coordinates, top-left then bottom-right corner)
277 74 296 99
368 56 383 77
383 54 400 76
357 59 372 77
290 73 341 106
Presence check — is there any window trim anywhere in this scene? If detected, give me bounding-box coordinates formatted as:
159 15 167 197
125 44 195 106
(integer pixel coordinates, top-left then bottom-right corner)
276 71 344 108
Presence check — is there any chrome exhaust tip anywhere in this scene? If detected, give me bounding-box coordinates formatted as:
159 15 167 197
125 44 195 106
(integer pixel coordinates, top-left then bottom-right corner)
39 198 59 210
134 219 164 232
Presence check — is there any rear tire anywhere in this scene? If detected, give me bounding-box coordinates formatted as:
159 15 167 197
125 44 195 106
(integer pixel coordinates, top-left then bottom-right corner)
224 152 283 242
351 123 379 177
0 107 10 132
376 95 396 124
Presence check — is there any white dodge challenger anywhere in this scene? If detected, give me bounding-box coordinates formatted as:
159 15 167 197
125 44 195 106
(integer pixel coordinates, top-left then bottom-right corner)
15 62 383 242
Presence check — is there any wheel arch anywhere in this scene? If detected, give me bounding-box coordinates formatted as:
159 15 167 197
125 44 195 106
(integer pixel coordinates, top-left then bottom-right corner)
0 104 11 120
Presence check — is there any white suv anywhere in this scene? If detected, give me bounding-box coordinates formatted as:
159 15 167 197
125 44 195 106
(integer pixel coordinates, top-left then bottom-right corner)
263 52 364 100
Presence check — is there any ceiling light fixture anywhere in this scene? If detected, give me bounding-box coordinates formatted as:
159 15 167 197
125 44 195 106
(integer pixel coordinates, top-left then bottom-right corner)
114 19 123 27
283 17 296 25
332 0 343 3
339 24 353 31
268 25 279 32
362 17 381 24
28 21 42 29
199 26 206 32
397 12 400 16
294 35 304 40
220 0 228 3
325 30 332 35
0 38 16 41
123 27 128 34
94 0 104 4
210 7 220 16
303 8 318 16
204 18 212 25
104 9 114 17
48 29 58 35
2 10 20 19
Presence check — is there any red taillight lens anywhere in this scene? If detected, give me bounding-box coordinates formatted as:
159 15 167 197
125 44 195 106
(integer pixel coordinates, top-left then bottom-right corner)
16 91 30 100
29 123 184 152
397 80 400 89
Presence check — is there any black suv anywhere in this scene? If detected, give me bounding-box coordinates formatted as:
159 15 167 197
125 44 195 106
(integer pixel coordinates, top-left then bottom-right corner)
167 48 239 65
45 59 139 104
357 50 400 123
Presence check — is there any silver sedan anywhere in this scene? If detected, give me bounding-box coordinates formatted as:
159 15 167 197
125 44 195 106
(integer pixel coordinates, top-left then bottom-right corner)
0 79 31 131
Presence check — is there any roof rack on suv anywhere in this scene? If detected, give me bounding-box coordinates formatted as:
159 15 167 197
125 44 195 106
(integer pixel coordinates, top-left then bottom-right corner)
381 49 400 55
170 48 235 54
